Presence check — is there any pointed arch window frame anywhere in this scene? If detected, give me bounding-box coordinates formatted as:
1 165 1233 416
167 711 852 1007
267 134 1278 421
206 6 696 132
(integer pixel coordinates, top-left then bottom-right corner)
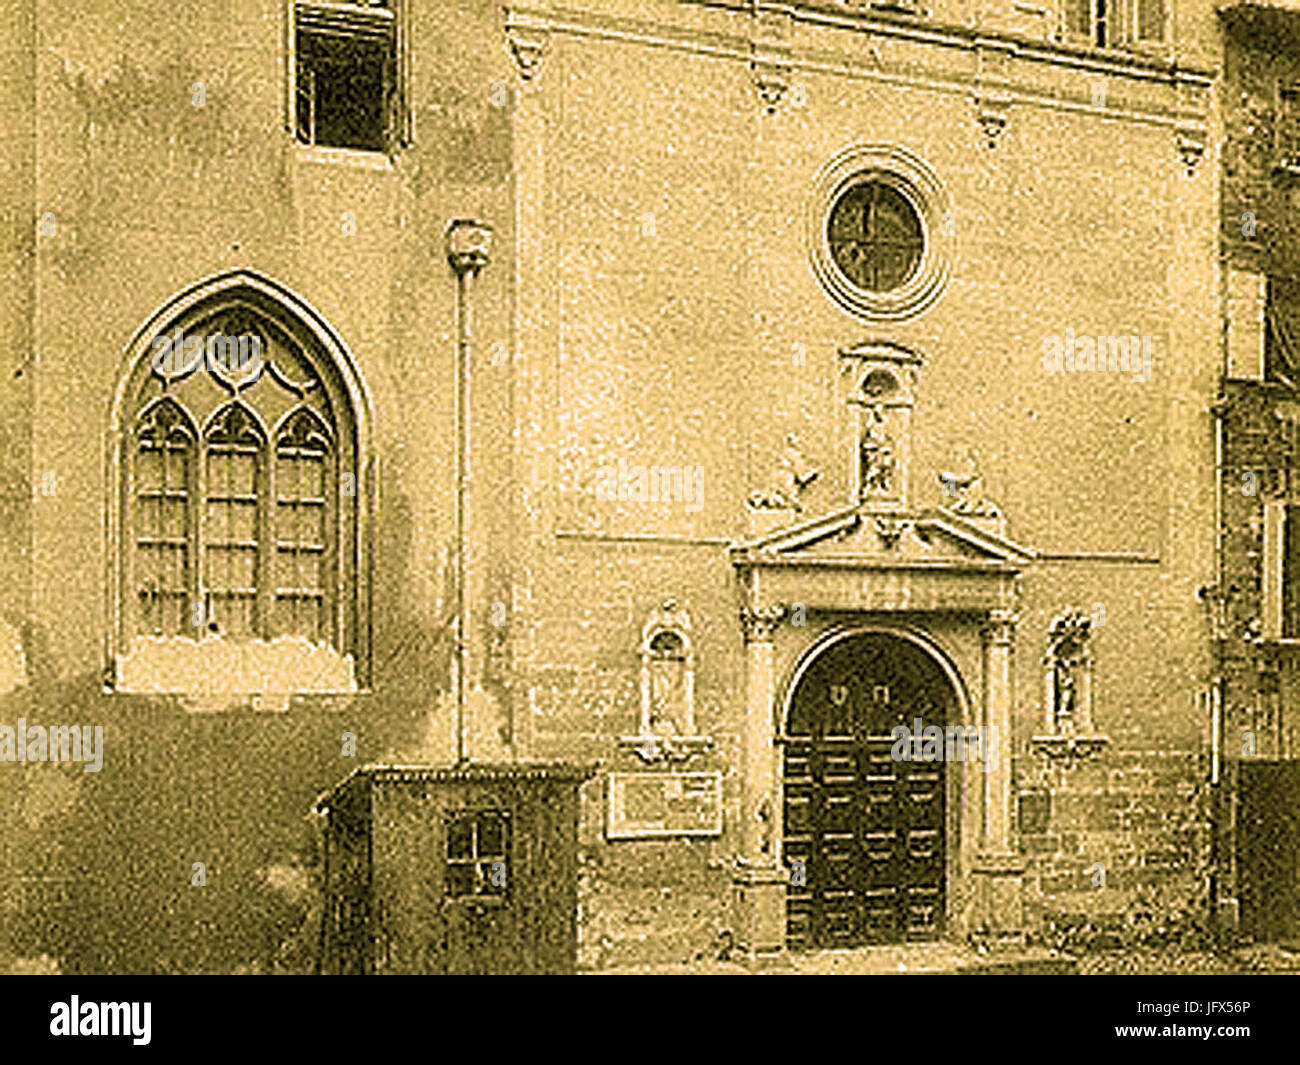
107 272 375 696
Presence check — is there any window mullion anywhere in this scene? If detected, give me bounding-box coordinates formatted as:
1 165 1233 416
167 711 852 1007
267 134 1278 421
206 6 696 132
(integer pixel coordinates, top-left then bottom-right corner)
329 446 341 652
193 432 206 637
260 440 275 640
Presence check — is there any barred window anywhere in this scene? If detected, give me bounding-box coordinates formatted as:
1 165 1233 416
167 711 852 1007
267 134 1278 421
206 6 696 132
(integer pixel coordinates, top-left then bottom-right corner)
445 811 510 899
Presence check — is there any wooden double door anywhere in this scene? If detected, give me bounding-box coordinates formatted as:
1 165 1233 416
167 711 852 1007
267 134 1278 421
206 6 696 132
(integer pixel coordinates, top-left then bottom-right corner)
784 632 954 949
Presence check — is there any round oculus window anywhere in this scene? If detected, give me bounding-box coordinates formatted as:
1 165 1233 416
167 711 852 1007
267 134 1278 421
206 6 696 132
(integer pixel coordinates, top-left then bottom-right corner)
827 181 924 293
808 145 952 321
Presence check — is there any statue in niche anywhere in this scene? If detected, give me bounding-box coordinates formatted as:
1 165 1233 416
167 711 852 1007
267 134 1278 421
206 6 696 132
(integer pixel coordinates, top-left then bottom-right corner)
1047 609 1091 732
1054 664 1075 729
622 600 713 764
647 629 687 736
859 405 895 497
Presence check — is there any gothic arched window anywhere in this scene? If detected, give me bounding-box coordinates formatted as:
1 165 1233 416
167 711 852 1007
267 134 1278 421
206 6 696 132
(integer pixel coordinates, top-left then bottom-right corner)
114 290 367 695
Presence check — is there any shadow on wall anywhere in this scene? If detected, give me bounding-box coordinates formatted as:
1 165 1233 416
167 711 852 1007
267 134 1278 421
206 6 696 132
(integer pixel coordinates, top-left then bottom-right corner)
0 476 457 974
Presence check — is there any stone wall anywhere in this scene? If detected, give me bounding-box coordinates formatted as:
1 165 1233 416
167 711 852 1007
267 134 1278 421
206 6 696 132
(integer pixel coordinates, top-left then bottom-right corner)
1018 751 1211 948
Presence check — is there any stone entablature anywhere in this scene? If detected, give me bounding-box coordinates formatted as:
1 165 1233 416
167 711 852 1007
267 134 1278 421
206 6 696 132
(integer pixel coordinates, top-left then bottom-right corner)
503 0 1213 163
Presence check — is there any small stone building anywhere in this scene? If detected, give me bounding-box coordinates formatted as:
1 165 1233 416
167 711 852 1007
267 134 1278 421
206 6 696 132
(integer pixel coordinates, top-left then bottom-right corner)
315 764 591 975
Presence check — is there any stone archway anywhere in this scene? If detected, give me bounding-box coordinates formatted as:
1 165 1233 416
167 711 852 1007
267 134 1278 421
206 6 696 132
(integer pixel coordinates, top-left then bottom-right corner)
730 503 1033 964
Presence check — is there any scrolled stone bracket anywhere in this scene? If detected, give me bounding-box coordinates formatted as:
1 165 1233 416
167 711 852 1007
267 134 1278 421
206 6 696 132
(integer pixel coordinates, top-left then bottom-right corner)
749 2 793 114
1175 125 1206 177
973 93 1012 149
504 6 551 83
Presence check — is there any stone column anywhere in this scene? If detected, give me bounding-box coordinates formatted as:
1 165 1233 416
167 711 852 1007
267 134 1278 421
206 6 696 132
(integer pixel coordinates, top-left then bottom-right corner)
971 606 1026 947
733 603 787 966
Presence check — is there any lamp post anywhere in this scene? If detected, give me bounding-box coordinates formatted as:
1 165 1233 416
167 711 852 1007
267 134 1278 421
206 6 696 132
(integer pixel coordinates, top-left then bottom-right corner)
446 218 492 766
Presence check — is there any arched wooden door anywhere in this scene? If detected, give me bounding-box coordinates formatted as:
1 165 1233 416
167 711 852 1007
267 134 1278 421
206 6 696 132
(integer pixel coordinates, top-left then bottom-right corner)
783 631 957 949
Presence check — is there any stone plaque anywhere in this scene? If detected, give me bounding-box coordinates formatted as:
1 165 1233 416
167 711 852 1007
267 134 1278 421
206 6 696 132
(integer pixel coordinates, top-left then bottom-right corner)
606 771 723 839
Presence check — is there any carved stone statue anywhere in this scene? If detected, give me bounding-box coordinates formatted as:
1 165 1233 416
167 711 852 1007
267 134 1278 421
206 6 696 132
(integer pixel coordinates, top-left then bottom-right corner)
859 407 895 497
938 447 1002 518
1046 609 1091 731
747 432 820 513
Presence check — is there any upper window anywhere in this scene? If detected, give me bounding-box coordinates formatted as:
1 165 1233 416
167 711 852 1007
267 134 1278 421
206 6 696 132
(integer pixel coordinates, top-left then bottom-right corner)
1276 84 1300 174
1062 0 1166 49
809 146 953 322
1262 501 1300 641
1266 275 1300 385
293 0 409 153
113 289 368 696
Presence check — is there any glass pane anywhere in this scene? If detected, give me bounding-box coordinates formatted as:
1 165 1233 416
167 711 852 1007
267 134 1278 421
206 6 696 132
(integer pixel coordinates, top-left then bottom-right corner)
210 592 256 638
478 813 507 857
445 864 474 898
137 450 163 492
1065 0 1091 36
163 498 188 539
447 816 474 860
481 860 507 895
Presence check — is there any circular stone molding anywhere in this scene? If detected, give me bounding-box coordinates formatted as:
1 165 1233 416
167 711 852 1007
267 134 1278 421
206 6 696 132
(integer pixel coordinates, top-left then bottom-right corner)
808 144 954 322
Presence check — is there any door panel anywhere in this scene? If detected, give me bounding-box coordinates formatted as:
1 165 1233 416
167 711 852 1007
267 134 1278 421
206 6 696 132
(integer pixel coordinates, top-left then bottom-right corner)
784 633 953 950
1236 760 1300 941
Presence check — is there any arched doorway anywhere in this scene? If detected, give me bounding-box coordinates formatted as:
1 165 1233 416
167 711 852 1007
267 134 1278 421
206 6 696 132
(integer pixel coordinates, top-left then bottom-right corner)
783 630 960 949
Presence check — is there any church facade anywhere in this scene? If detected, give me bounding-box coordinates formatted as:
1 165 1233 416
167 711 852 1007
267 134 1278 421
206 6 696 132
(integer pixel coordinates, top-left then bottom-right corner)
0 0 1225 972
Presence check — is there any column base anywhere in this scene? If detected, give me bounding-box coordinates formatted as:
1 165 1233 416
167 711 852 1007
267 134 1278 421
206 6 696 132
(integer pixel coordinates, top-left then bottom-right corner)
1214 896 1240 940
969 851 1027 951
731 859 788 967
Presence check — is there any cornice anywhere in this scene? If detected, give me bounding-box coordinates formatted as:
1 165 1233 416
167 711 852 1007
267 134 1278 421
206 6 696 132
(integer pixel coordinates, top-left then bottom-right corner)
505 2 1212 135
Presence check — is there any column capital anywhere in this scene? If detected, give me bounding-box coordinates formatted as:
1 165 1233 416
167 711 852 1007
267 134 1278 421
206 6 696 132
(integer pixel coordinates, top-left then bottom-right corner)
982 608 1017 646
740 604 786 643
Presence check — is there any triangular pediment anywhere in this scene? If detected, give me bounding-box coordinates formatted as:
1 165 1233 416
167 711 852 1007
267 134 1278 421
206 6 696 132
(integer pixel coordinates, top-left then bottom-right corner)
731 504 1034 570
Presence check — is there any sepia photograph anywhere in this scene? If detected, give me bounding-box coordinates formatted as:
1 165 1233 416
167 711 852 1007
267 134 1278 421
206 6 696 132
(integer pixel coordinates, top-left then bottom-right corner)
0 0 1294 1041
